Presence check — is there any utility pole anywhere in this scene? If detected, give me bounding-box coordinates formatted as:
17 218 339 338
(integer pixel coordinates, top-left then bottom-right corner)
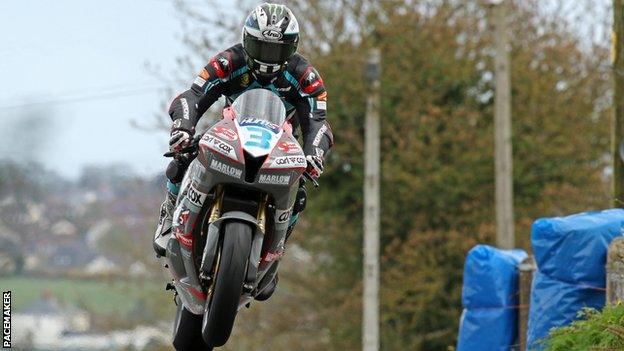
518 256 536 351
363 47 380 351
491 0 515 249
613 0 624 207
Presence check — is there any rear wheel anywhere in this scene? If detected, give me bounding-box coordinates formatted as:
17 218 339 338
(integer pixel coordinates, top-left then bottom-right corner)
202 221 252 347
172 305 212 351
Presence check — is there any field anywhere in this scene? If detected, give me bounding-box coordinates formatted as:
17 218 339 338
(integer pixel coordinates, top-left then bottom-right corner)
0 275 173 316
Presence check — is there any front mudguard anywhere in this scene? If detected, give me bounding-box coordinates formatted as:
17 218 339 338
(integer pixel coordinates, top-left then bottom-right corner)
200 211 265 291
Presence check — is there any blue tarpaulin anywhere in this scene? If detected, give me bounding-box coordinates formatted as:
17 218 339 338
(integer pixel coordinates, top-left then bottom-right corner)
457 245 528 351
527 209 624 350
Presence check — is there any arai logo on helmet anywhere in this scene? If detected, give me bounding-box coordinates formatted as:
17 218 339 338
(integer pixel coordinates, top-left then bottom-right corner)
262 29 283 40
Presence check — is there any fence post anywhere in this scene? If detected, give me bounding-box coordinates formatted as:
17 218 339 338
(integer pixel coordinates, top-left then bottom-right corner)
607 236 624 304
518 255 536 351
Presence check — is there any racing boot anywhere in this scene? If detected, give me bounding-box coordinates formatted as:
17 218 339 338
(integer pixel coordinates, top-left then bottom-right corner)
153 181 180 257
255 271 279 301
255 183 306 301
286 182 306 241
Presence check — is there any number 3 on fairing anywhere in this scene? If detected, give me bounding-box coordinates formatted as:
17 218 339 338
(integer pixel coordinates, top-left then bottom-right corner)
244 126 273 149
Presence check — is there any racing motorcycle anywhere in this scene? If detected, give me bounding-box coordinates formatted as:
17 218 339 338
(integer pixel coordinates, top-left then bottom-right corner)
161 89 316 350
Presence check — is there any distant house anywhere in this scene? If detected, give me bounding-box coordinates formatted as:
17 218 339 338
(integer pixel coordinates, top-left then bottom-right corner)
50 220 78 237
0 225 24 275
84 256 118 275
13 295 90 347
41 238 96 270
84 220 112 250
128 261 149 277
12 295 168 350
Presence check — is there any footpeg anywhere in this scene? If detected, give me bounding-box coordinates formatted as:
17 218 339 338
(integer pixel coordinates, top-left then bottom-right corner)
243 283 254 293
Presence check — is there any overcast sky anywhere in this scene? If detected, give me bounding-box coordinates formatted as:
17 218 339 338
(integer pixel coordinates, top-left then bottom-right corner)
0 0 611 179
0 0 194 178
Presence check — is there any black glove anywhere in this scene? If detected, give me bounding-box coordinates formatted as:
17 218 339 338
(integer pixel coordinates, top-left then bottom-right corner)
169 129 192 153
168 117 195 153
305 155 324 179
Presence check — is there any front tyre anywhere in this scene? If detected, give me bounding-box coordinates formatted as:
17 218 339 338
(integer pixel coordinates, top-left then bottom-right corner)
202 221 252 347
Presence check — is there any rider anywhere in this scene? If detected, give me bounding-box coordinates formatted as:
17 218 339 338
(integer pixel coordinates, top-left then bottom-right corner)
153 3 333 295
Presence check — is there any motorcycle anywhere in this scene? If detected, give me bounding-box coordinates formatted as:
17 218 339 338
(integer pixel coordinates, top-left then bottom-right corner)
161 88 316 350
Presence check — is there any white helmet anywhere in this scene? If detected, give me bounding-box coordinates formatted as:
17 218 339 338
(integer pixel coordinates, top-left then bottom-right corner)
242 3 300 82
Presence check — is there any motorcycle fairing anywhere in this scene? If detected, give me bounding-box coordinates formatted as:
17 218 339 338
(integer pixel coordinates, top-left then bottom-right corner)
199 117 242 163
166 90 306 316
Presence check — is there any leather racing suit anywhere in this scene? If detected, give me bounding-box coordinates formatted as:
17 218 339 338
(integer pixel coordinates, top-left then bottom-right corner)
168 43 333 165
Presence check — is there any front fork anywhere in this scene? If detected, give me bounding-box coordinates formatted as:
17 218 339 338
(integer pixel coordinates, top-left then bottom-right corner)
208 186 224 224
199 185 224 287
199 189 269 300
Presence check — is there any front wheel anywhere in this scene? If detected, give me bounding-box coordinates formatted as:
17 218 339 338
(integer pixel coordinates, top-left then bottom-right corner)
202 221 252 347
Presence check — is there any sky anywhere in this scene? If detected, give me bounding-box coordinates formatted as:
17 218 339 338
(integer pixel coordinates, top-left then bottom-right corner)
0 0 611 179
0 0 194 178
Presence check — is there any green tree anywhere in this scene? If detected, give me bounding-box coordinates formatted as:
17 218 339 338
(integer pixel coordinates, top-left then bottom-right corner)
166 1 613 349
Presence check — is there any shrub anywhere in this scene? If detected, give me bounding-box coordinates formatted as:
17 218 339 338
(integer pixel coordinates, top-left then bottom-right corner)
544 305 624 350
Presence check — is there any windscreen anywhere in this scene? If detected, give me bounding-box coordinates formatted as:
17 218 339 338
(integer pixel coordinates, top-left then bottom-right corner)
232 89 287 126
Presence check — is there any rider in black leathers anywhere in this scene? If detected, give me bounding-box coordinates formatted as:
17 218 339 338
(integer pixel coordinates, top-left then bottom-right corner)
153 4 333 298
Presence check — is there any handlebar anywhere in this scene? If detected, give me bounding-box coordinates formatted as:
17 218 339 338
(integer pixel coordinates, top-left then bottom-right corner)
303 171 320 188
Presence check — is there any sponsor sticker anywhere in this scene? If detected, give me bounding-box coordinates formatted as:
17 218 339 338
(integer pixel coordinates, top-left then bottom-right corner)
240 73 250 87
270 156 306 169
316 101 327 110
175 227 192 248
194 76 207 87
3 291 10 348
211 58 227 79
180 98 190 120
306 71 317 84
210 159 242 178
302 70 324 94
176 208 190 226
218 56 229 69
275 208 292 223
262 29 283 40
277 141 301 154
312 124 328 147
200 135 238 161
213 126 238 141
187 184 207 207
240 118 280 134
174 209 192 248
258 174 291 185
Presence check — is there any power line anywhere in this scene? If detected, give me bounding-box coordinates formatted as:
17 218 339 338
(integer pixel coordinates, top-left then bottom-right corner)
0 85 168 110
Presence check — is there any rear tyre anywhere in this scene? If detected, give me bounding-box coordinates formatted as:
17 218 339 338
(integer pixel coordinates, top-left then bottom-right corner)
202 221 252 347
172 305 212 351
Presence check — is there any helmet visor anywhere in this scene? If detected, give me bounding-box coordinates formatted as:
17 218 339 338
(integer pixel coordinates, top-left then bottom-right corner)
244 35 297 64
